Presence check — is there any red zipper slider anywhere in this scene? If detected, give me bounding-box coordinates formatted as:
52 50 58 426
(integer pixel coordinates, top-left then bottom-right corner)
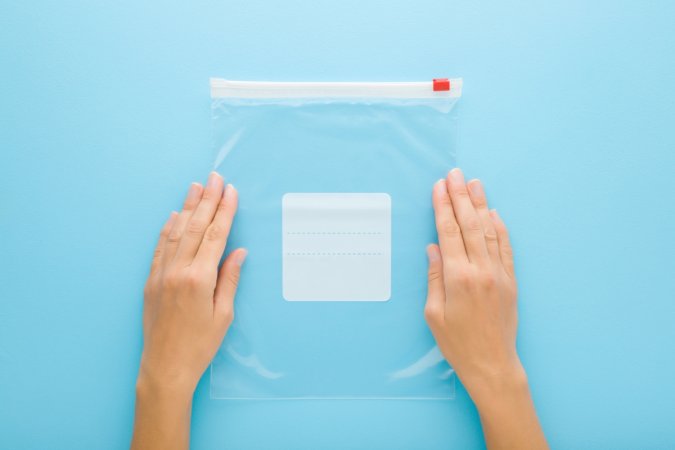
433 78 450 91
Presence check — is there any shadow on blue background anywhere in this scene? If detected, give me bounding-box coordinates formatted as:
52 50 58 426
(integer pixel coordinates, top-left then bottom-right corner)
1 1 674 448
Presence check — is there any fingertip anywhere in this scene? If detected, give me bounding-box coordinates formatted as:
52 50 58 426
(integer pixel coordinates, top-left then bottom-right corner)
223 183 237 200
490 210 509 235
221 248 247 270
185 182 203 206
466 180 481 202
448 167 465 185
433 178 448 196
233 248 247 267
207 171 224 190
163 211 178 229
426 243 441 262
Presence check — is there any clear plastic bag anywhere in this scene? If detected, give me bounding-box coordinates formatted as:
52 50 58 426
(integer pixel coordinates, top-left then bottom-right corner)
210 78 462 399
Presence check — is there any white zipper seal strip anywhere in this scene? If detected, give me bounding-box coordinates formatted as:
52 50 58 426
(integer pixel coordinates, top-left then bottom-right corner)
210 78 462 99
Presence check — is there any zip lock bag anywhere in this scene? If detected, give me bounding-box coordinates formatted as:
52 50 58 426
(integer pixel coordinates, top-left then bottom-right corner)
210 78 462 399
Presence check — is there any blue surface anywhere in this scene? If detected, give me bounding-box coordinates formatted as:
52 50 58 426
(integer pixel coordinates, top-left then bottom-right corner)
1 1 674 448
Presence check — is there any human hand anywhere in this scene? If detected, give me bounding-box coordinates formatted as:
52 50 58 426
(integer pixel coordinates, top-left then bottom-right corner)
424 169 547 449
139 172 247 396
132 173 246 450
425 168 522 403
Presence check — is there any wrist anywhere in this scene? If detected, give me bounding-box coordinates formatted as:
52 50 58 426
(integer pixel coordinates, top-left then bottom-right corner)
460 360 530 412
136 356 198 402
463 362 548 449
132 361 194 450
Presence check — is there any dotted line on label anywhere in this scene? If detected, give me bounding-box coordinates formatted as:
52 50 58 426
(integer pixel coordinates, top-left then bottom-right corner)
285 252 384 256
286 231 384 235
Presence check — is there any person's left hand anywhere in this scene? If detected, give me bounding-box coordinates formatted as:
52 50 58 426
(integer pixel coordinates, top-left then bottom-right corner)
138 172 247 396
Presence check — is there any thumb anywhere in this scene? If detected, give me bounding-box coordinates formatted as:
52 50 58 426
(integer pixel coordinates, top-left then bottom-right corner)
423 244 446 331
214 248 247 327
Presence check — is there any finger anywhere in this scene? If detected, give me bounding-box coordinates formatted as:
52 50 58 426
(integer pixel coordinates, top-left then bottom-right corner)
213 248 248 328
149 211 178 276
446 168 489 265
424 244 446 332
195 183 238 267
489 209 515 277
467 179 500 264
174 172 225 265
432 179 467 263
163 182 203 266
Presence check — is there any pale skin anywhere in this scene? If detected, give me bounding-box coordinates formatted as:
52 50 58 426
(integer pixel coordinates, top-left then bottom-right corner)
426 169 547 449
131 169 547 450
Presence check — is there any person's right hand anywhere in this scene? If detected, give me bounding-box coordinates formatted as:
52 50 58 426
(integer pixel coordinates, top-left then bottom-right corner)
425 168 547 449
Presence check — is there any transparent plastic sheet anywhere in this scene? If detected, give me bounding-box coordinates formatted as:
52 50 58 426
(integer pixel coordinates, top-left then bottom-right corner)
210 79 462 399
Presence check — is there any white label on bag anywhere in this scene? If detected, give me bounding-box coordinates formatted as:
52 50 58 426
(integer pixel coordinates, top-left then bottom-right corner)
282 193 391 301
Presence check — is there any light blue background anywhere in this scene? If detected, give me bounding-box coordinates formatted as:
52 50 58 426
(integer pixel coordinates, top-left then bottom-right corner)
1 1 674 448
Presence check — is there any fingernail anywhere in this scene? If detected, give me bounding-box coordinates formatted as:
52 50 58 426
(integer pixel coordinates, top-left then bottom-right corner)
224 183 235 199
434 179 447 194
468 179 484 197
449 168 464 184
207 171 221 189
234 249 248 267
168 211 178 223
186 183 201 203
489 209 499 220
426 244 441 262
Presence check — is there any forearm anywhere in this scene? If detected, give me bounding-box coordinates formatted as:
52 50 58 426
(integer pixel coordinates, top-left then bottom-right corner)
131 376 193 450
466 366 548 450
